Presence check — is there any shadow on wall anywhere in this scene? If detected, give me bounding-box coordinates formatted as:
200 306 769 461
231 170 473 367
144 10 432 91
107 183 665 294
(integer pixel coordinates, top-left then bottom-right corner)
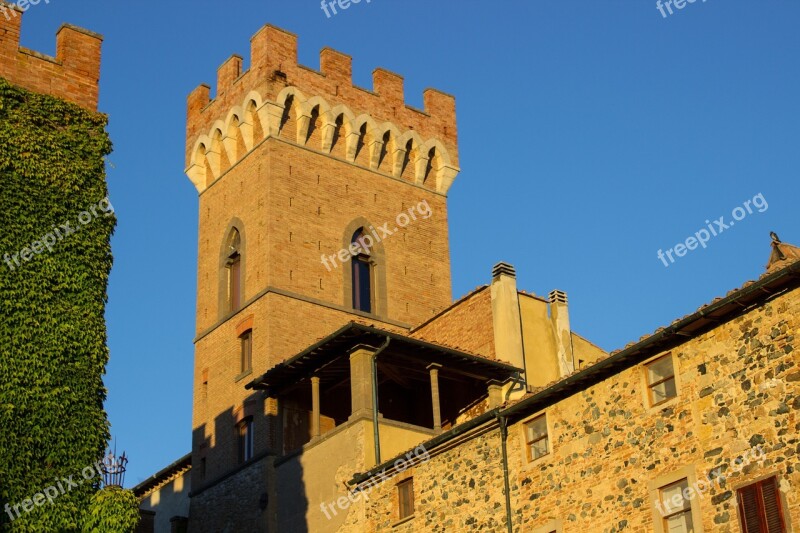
134 454 191 533
187 391 310 533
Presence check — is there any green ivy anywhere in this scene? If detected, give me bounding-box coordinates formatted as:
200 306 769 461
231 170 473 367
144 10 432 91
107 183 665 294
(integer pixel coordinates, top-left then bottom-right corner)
0 78 116 532
82 487 140 533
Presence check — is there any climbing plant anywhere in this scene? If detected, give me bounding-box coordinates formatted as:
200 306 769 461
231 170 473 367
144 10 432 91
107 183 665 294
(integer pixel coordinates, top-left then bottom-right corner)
0 78 117 532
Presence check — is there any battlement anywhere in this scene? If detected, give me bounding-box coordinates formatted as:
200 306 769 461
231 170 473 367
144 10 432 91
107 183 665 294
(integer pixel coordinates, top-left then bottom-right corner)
186 24 460 195
0 2 102 111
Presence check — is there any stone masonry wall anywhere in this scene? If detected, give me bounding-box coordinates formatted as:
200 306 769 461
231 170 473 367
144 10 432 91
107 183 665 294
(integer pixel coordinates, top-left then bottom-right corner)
350 285 800 532
188 455 269 533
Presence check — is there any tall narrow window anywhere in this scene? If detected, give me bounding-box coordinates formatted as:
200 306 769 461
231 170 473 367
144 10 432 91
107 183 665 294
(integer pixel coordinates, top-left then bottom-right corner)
646 354 677 406
524 414 549 461
658 479 694 532
737 477 786 533
237 418 254 464
397 478 414 520
351 229 372 313
225 229 242 313
240 330 252 374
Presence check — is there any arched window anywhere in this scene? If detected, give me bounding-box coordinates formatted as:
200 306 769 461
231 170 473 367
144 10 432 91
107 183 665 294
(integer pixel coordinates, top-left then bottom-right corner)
351 228 372 313
225 229 242 313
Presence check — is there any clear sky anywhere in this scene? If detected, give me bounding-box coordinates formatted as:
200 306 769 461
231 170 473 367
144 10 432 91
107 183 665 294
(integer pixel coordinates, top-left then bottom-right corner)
14 0 800 487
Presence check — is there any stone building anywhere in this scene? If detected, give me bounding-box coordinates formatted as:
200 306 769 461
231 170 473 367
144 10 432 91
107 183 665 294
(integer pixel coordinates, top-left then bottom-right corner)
167 22 799 533
339 241 800 532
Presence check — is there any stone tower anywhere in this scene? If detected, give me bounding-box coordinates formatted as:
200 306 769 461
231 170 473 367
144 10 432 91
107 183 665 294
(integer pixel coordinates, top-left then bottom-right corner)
185 24 460 529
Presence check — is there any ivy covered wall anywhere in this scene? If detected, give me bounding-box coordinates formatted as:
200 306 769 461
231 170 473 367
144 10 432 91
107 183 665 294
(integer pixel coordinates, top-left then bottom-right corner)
0 78 116 532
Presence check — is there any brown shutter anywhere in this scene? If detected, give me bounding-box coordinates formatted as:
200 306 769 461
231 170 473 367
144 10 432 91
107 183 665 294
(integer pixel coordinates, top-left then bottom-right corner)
737 477 786 533
761 477 786 533
738 484 761 533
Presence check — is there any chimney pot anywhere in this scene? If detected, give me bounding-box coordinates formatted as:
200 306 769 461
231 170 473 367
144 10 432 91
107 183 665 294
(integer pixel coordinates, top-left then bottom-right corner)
549 290 567 304
492 262 516 279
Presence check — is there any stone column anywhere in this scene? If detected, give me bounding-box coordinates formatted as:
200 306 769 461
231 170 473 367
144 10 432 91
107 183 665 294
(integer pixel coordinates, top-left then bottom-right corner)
349 345 376 420
311 375 321 439
427 363 442 431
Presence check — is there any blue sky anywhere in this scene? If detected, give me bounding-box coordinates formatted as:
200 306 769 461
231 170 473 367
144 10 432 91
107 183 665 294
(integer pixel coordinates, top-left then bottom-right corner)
15 0 800 486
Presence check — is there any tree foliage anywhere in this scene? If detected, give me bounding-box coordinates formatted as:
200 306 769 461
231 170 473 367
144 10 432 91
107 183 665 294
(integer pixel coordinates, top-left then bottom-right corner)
82 487 139 533
0 78 115 532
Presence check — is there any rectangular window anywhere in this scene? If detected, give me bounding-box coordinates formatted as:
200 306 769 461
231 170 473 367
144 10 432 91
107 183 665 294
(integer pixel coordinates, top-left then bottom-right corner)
237 418 254 464
659 479 694 533
240 330 252 373
525 414 549 461
646 354 677 406
737 477 786 533
397 479 414 520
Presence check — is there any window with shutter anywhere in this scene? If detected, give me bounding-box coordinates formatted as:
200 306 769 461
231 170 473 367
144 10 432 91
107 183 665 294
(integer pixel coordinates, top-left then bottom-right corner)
737 477 786 533
397 478 414 520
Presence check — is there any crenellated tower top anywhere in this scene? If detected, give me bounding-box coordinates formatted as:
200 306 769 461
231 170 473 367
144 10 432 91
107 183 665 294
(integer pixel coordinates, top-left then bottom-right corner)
185 24 459 195
0 2 103 111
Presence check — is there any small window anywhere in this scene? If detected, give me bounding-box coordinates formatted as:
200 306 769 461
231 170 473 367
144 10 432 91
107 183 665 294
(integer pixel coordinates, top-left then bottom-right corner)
351 229 372 313
225 228 243 313
737 477 786 533
524 414 549 461
237 418 254 464
240 330 252 374
659 479 695 532
397 478 414 520
646 354 677 406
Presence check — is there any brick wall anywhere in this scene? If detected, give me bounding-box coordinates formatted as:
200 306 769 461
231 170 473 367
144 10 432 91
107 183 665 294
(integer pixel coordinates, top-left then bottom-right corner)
0 4 102 111
185 25 458 171
411 287 497 358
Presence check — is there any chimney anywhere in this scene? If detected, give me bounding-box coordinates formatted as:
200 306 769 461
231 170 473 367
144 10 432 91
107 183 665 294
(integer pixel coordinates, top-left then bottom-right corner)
549 290 574 377
490 263 526 392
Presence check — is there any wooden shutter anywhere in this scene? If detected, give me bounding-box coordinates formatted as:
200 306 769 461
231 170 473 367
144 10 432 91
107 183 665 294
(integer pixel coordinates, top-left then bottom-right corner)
738 484 762 533
762 477 786 533
398 479 414 519
737 477 786 533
